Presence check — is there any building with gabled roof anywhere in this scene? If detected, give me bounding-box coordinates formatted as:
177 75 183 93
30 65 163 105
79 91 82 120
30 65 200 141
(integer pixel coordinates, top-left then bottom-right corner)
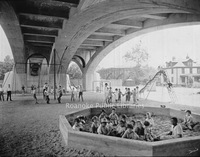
163 56 200 87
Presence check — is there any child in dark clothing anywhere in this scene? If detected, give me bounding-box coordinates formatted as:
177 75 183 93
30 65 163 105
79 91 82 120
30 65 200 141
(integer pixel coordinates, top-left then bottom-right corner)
135 120 145 140
91 116 99 134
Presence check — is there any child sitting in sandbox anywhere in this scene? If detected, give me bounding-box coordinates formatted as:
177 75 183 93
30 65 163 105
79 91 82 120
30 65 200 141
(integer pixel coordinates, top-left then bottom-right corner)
109 120 126 137
90 116 99 134
135 120 145 140
99 109 107 121
97 118 110 135
145 112 154 127
182 110 195 130
109 108 119 126
157 117 183 140
122 124 139 140
143 121 159 142
72 118 83 131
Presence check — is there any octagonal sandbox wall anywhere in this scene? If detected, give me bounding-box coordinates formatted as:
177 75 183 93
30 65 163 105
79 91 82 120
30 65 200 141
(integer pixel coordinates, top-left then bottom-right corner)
59 107 200 156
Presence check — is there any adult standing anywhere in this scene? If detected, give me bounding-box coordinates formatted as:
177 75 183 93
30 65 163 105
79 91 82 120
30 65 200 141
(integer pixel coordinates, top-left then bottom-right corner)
0 84 4 101
78 85 84 102
7 84 12 101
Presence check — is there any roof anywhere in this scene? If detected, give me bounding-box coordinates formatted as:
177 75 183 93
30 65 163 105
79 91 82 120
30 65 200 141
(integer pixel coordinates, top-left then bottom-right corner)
173 61 186 67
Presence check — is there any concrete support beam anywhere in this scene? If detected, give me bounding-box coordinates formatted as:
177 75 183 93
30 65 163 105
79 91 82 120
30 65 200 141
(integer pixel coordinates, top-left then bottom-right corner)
141 14 168 20
52 0 80 7
87 35 113 41
21 27 59 37
24 35 55 43
79 46 98 50
82 40 104 47
112 19 143 29
15 1 70 19
30 43 53 48
20 15 63 29
93 28 126 36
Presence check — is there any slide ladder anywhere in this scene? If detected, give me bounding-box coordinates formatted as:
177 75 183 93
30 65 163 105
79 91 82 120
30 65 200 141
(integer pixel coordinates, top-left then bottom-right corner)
140 69 178 103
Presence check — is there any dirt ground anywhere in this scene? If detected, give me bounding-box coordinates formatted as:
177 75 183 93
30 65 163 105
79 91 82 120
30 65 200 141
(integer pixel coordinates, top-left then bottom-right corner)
0 94 105 157
0 92 200 157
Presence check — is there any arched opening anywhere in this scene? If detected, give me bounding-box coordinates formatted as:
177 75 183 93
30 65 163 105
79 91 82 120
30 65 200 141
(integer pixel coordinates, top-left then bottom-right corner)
85 25 200 106
26 54 48 93
0 25 18 91
67 61 83 88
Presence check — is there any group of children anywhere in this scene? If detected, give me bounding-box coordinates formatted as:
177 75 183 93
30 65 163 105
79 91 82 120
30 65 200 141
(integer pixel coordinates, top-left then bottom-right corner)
72 108 198 142
32 83 63 104
104 83 140 104
70 85 84 102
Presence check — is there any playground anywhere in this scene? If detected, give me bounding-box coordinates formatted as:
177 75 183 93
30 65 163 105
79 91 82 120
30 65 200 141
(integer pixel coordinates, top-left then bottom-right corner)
1 91 200 156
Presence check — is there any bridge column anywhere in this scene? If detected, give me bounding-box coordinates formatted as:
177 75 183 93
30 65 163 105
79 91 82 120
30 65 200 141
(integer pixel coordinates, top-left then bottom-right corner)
83 70 97 91
49 69 67 90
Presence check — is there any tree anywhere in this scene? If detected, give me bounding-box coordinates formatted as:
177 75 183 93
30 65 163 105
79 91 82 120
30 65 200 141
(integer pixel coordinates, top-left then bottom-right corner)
123 41 148 66
67 62 82 79
0 55 14 80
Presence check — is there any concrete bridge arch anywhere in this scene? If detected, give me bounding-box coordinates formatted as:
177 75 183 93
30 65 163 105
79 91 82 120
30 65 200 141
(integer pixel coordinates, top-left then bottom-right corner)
53 0 200 73
83 13 200 90
2 0 200 90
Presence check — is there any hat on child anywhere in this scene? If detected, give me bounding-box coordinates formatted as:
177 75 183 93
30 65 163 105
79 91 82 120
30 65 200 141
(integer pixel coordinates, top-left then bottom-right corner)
101 117 108 123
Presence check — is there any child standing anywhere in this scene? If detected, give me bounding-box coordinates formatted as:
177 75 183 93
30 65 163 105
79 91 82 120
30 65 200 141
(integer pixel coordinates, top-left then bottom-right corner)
118 89 122 103
114 88 118 103
132 88 137 104
33 86 38 104
57 85 63 103
71 88 75 101
44 87 50 104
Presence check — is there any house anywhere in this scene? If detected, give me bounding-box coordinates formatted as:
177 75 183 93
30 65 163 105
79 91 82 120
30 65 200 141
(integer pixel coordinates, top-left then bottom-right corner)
163 56 200 87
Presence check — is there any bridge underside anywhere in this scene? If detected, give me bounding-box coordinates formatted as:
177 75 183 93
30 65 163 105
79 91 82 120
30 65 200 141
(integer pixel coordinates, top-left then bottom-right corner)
1 0 200 90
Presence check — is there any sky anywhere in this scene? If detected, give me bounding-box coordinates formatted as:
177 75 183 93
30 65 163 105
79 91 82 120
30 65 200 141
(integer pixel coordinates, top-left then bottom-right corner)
98 25 200 69
0 25 12 61
1 24 200 67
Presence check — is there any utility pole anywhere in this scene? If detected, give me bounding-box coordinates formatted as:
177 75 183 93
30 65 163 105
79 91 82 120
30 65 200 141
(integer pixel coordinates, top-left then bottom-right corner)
54 49 56 100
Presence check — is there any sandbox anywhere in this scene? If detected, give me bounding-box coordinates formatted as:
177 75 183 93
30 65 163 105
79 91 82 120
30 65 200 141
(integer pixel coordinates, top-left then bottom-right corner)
59 106 200 156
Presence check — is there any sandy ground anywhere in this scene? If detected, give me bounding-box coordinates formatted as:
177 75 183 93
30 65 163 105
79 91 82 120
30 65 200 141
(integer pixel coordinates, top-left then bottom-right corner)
0 92 200 156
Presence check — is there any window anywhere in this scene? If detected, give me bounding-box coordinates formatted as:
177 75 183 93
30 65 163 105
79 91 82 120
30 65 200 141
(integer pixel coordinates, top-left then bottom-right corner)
182 77 185 83
190 68 192 74
182 68 185 74
171 68 173 74
171 77 174 83
197 68 200 74
188 61 192 67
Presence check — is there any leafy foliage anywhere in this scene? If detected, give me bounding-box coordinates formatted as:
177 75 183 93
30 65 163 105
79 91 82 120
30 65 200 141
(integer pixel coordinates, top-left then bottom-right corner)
123 41 148 66
0 55 14 80
67 62 82 79
97 42 156 85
